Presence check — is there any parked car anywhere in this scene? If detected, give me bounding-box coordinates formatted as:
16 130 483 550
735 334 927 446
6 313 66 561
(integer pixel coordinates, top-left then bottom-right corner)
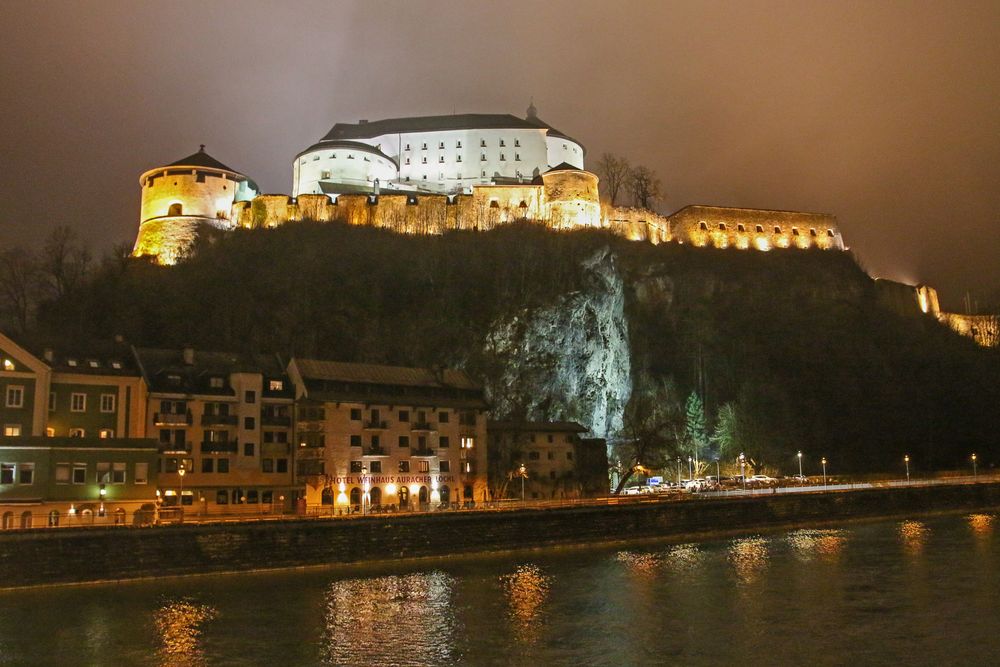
621 486 643 496
747 474 777 488
787 474 809 485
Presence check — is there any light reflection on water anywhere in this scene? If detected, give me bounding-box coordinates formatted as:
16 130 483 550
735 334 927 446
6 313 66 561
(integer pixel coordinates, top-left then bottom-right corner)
320 571 456 666
728 536 769 584
153 597 218 666
968 513 994 536
500 563 550 644
786 528 847 563
899 520 929 554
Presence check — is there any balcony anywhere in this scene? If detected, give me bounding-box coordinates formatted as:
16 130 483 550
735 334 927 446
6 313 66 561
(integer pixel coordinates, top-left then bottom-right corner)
363 419 388 430
154 411 192 427
158 441 192 454
365 446 388 457
201 440 238 453
411 422 435 432
296 447 324 460
411 449 437 457
262 442 290 457
262 414 292 427
201 413 238 426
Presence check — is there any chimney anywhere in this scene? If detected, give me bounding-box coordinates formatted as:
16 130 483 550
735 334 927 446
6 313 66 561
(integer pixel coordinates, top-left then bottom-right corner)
43 348 54 363
183 347 195 366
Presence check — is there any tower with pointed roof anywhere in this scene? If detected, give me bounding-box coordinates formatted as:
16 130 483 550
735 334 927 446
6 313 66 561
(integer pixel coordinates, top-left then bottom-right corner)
132 146 259 264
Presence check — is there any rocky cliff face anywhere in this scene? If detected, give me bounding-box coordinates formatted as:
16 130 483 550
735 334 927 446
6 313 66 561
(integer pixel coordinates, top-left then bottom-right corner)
481 246 631 439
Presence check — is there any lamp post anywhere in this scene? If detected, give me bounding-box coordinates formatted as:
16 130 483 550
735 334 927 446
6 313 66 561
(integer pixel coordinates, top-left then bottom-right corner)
518 463 526 502
361 466 368 515
98 484 107 518
676 456 681 485
688 456 693 480
739 453 746 491
904 455 910 483
177 464 186 521
821 457 827 487
715 459 721 481
797 451 803 479
972 453 977 480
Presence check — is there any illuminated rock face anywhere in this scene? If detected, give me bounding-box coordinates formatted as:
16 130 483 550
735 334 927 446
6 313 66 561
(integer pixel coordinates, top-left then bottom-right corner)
132 148 257 264
482 247 631 439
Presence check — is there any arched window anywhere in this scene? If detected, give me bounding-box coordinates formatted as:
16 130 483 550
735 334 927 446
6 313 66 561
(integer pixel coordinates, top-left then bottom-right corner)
1 512 12 530
81 508 93 524
168 203 183 216
349 487 361 508
370 487 382 507
20 511 32 529
418 486 429 505
321 487 334 505
114 508 126 525
48 510 60 527
440 485 450 505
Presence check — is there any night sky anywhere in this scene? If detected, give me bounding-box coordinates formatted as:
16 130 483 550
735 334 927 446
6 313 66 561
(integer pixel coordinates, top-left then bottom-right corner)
1 0 997 308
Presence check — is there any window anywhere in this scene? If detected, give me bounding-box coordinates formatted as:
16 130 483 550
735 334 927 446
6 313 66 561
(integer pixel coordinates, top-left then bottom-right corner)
547 451 555 460
438 141 444 149
67 359 77 367
438 411 449 423
350 435 362 447
398 461 410 473
456 155 462 162
18 463 33 485
439 156 444 163
369 461 382 473
792 227 800 236
547 434 554 443
0 464 13 484
112 462 126 484
481 154 487 161
500 154 506 161
529 452 540 460
247 490 259 504
718 223 727 231
49 392 56 411
209 377 224 388
756 225 764 233
350 408 361 421
3 425 20 437
72 464 86 484
550 470 557 480
515 139 520 147
439 436 449 448
168 203 182 216
456 141 462 148
480 139 486 147
262 458 274 473
421 143 427 150
217 458 230 473
97 462 111 483
418 460 429 473
398 410 409 422
244 417 255 430
421 157 427 164
165 458 178 473
405 143 411 151
244 390 256 404
262 490 273 505
55 464 70 483
398 435 409 448
699 222 708 231
202 458 214 473
71 393 86 412
5 386 24 408
269 380 284 391
827 229 835 237
350 460 363 473
244 442 255 457
405 158 411 165
499 139 505 147
69 428 85 438
439 461 450 473
276 458 288 473
321 170 331 179
810 228 818 237
737 224 746 233
1 359 12 371
774 226 781 234
45 428 54 437
515 153 521 161
99 428 114 439
461 436 475 449
216 490 228 505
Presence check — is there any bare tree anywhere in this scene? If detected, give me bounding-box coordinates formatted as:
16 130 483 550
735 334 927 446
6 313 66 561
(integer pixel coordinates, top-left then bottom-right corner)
40 226 91 299
611 375 685 494
626 165 662 211
0 248 40 335
595 153 630 206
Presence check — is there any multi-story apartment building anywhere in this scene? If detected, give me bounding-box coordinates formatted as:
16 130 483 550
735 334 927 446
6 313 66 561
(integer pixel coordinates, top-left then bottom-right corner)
488 421 608 500
287 358 489 512
133 347 297 515
0 332 158 526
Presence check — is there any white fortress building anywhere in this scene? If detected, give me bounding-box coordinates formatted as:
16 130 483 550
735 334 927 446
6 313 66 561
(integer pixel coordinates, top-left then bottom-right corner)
293 103 585 197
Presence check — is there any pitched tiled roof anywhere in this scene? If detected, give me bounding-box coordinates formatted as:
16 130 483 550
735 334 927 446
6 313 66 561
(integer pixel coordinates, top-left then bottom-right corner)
295 140 398 163
295 358 479 390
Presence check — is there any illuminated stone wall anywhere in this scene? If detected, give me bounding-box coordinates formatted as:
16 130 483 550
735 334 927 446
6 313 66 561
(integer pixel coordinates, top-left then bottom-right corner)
939 313 999 347
541 169 601 228
671 205 844 251
132 216 220 265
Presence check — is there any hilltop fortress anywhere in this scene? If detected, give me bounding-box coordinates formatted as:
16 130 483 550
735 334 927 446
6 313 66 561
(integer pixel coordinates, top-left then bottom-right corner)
131 104 845 264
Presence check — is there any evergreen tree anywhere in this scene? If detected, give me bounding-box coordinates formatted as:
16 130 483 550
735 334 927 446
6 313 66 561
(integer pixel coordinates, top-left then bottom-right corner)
711 402 738 458
684 391 708 465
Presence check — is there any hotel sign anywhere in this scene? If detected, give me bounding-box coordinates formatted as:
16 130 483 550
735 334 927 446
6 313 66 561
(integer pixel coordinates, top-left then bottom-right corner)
329 475 456 485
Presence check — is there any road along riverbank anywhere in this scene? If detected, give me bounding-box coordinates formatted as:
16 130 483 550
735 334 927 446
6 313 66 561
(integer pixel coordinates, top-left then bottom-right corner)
2 481 999 589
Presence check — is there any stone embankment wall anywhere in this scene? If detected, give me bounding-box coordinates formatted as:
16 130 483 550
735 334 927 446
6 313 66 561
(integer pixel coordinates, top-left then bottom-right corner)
1 483 998 589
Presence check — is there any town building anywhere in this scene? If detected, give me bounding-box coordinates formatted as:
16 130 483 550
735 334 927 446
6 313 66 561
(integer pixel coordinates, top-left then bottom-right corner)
132 347 297 516
287 358 489 512
0 332 159 526
488 421 608 500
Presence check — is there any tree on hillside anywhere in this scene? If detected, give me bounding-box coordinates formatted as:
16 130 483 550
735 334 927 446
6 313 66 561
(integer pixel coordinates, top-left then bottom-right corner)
40 226 91 299
595 153 631 206
611 375 685 493
0 248 40 335
626 165 661 210
684 391 709 465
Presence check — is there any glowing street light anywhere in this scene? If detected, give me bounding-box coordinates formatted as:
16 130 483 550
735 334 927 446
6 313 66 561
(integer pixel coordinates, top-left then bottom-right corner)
972 453 978 480
797 451 803 478
821 457 827 486
518 463 527 502
361 466 369 515
676 456 681 485
177 464 186 521
904 454 910 483
739 453 747 491
688 456 693 480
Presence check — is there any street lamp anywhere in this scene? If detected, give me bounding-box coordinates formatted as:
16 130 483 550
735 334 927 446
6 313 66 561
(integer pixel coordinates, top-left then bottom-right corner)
98 484 107 518
361 466 368 515
821 457 827 486
714 459 721 481
676 456 681 485
972 453 977 480
177 464 186 520
688 456 693 480
518 463 527 502
904 454 910 483
739 453 746 491
797 451 803 479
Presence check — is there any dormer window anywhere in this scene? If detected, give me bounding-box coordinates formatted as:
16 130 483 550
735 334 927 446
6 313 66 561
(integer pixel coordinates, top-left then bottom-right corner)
699 222 708 231
167 374 181 383
774 226 781 234
809 228 817 237
67 359 77 367
827 229 835 237
88 360 99 368
111 361 122 369
3 359 14 371
756 225 764 233
269 380 284 391
209 377 224 388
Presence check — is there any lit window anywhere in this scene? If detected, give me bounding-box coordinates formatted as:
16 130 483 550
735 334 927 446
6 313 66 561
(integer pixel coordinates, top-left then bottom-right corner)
418 460 429 473
269 380 284 391
71 393 86 412
45 428 54 437
111 361 122 369
2 359 13 371
5 386 23 408
134 462 148 485
461 436 475 449
99 428 114 439
3 425 20 437
88 360 99 368
67 359 77 367
69 428 85 438
100 394 116 413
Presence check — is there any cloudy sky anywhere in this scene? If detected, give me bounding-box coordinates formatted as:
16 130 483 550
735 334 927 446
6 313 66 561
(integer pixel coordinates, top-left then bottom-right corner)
1 0 997 308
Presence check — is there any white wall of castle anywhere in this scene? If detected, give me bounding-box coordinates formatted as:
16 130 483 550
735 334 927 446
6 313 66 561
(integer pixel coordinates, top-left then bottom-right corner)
293 128 584 197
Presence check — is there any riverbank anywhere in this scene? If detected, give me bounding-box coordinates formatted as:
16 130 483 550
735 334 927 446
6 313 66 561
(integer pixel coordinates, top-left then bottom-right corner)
2 481 999 589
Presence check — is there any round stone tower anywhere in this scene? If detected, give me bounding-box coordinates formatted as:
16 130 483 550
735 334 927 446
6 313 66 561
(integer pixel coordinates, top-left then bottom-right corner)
541 164 601 228
132 146 258 264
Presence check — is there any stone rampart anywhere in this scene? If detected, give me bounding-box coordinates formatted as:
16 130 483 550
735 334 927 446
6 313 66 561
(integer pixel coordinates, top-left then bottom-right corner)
1 482 998 588
671 205 844 251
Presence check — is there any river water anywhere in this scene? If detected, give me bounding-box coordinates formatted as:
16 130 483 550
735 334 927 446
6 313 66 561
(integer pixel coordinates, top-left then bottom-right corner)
1 512 997 666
